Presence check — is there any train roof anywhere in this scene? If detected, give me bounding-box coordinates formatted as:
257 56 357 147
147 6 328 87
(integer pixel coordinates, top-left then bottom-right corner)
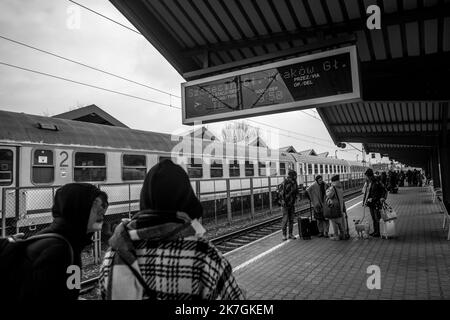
0 110 355 165
290 152 348 165
0 110 295 162
0 110 177 152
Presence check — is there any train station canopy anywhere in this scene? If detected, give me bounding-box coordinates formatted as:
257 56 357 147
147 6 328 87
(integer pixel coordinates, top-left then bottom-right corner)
110 0 450 167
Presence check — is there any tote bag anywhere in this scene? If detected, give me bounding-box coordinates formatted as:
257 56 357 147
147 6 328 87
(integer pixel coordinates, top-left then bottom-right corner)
323 187 343 219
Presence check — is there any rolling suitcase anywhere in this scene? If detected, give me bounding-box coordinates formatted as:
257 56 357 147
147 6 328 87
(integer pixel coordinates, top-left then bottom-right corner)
380 219 396 239
309 201 319 236
298 216 311 240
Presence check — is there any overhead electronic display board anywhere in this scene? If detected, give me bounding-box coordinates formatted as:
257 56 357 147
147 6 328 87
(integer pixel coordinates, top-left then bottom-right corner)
181 45 360 125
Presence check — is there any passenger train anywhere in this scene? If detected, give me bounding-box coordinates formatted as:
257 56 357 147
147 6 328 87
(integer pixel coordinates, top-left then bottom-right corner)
0 110 368 236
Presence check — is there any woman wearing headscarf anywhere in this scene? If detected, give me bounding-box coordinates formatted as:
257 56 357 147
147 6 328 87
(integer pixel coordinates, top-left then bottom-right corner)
14 183 108 300
100 159 244 300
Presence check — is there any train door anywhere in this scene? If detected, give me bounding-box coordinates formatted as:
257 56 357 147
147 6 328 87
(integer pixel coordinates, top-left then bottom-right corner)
0 146 19 236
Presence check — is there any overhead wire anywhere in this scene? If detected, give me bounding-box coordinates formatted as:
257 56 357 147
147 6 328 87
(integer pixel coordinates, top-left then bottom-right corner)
68 0 141 35
0 61 178 108
299 110 322 121
0 34 180 99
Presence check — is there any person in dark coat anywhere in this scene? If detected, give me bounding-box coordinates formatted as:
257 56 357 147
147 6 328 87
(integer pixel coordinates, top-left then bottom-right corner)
280 170 299 240
306 175 329 238
17 183 108 300
363 169 386 237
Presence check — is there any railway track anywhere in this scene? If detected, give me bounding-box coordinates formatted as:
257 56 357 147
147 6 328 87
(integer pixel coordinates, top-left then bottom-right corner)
80 189 362 296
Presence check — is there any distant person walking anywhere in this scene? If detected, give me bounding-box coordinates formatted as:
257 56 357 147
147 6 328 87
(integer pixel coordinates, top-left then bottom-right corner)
306 175 329 238
100 159 244 300
280 170 299 241
407 170 413 186
363 169 386 238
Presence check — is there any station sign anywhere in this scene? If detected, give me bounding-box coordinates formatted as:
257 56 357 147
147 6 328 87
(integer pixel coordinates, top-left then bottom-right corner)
181 46 360 125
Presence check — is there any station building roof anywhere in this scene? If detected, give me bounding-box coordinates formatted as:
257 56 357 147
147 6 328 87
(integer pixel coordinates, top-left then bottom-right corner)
317 152 329 157
110 0 450 166
298 149 318 156
53 104 129 128
279 146 297 153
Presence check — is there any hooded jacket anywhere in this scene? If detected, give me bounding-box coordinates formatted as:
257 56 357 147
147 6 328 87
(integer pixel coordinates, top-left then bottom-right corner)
99 160 244 300
18 183 104 300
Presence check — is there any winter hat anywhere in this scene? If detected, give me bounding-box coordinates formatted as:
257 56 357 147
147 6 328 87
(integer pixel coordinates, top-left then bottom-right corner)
288 170 297 178
365 168 374 177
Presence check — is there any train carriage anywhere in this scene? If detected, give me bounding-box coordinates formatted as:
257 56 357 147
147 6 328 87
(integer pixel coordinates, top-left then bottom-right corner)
0 109 369 236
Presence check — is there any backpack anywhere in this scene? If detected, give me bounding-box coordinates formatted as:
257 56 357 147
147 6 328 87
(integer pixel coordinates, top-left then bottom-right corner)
0 233 73 300
276 179 287 206
323 186 343 219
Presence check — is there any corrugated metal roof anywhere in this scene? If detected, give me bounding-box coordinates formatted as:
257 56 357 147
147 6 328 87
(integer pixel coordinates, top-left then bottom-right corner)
363 142 433 167
317 101 449 146
0 110 177 152
110 0 450 79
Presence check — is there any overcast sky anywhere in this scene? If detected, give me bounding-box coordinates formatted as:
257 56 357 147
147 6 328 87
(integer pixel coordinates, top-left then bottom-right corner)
0 0 380 162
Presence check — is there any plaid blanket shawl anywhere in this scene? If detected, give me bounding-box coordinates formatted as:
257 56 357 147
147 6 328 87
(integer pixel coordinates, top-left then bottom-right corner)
99 210 244 300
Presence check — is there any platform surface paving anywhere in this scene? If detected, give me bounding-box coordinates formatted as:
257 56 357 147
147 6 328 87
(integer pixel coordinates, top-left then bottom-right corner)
227 187 450 300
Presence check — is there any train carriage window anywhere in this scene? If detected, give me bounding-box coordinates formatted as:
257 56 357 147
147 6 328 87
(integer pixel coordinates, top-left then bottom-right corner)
245 161 254 177
187 157 203 178
258 161 267 176
74 152 106 182
32 149 54 184
279 162 286 176
229 160 240 177
122 154 147 181
210 159 223 178
269 162 277 176
0 149 13 186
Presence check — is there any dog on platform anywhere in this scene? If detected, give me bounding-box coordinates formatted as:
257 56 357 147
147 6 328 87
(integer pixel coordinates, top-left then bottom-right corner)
353 219 370 239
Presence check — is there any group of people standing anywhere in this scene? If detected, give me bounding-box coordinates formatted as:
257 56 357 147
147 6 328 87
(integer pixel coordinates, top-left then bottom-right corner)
306 175 349 240
279 171 350 241
380 168 426 188
279 168 389 240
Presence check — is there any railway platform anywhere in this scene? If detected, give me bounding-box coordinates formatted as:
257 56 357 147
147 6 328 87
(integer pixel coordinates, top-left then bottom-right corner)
226 187 450 300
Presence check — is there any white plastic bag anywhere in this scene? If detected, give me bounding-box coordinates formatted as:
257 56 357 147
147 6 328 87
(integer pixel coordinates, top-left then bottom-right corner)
381 202 397 221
